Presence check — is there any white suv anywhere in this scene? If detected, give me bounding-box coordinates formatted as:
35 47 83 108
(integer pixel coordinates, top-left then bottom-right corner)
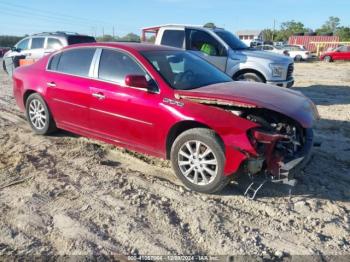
3 31 95 76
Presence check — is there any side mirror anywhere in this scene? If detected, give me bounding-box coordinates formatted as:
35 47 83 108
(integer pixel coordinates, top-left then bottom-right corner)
125 75 149 89
11 46 19 52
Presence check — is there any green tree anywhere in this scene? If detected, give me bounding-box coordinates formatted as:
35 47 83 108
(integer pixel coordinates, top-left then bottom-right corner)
275 20 306 41
203 22 216 29
119 33 140 42
336 26 350 41
324 16 340 33
261 29 274 42
96 34 118 42
0 35 24 47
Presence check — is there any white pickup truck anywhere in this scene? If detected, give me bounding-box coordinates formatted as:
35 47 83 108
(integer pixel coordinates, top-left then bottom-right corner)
142 25 295 88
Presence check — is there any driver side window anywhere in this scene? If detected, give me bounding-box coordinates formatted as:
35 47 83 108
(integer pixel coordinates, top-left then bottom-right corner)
16 38 30 50
186 29 226 57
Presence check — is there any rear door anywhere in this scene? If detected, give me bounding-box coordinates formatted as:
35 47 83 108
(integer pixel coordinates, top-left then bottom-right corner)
45 48 96 130
185 29 228 72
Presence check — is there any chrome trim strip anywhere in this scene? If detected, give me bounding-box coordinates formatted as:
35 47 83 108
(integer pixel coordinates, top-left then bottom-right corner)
90 107 153 126
52 98 87 109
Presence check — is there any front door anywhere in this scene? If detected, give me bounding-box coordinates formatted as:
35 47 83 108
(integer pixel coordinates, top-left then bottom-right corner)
185 29 228 72
88 48 160 152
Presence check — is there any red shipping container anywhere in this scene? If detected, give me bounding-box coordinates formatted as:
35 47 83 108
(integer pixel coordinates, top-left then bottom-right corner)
288 35 340 52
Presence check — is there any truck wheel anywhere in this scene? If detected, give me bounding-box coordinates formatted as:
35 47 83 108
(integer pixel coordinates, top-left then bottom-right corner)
170 128 230 194
25 93 57 135
294 55 303 62
235 72 264 82
323 56 332 62
2 60 7 74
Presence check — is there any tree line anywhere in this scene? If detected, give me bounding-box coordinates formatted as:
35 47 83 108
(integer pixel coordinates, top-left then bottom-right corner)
1 17 349 47
205 17 350 42
261 17 350 42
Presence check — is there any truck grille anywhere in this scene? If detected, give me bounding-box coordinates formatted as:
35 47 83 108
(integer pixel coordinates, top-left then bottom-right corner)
287 63 294 80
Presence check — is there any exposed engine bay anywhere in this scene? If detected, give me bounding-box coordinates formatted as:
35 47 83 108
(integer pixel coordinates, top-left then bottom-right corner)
208 103 309 181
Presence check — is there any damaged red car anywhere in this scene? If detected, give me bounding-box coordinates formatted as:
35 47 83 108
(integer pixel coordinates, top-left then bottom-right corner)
13 43 319 194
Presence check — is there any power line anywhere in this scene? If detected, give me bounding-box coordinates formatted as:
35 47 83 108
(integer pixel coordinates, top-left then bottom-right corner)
0 1 112 26
0 7 95 28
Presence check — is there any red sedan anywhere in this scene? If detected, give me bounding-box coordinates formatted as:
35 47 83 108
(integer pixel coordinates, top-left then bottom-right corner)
320 45 350 62
13 42 319 194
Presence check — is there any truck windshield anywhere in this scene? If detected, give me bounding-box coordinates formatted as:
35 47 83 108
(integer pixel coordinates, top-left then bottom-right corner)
215 30 248 50
141 50 232 90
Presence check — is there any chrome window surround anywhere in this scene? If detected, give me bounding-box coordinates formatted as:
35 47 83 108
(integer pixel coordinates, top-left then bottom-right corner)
46 46 160 94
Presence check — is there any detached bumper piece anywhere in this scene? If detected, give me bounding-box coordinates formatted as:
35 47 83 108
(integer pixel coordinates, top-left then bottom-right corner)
273 128 314 185
244 128 314 200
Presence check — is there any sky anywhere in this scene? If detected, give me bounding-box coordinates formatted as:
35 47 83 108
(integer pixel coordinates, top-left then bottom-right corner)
0 0 349 36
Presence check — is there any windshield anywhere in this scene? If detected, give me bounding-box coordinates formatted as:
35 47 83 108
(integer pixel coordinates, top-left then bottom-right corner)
215 30 248 50
141 50 232 90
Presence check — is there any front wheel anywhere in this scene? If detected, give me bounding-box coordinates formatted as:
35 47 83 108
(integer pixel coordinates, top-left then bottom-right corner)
235 72 264 83
25 93 57 135
170 128 230 194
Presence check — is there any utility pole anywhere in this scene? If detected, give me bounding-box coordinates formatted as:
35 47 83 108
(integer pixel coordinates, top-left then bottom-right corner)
273 19 276 41
102 27 105 37
112 26 115 39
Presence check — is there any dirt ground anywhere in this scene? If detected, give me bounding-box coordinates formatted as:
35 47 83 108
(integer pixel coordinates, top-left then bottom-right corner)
0 59 349 260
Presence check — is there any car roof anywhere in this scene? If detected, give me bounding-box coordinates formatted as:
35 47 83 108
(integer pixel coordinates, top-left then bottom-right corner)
62 42 181 52
31 31 92 37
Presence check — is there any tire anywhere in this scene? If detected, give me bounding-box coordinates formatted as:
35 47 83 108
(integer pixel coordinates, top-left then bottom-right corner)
294 55 303 62
170 128 230 194
324 56 332 62
235 72 264 83
2 60 7 74
25 93 57 135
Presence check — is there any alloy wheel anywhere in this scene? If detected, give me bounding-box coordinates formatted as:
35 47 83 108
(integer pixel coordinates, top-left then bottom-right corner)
28 99 47 130
178 140 218 186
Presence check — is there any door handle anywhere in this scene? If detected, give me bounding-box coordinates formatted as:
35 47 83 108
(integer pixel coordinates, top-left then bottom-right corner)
47 82 56 87
92 92 105 100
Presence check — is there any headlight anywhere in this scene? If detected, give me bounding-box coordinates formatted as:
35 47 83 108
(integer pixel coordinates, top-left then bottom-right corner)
269 63 285 77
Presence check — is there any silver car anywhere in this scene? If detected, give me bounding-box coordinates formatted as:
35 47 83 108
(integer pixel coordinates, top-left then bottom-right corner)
3 31 95 76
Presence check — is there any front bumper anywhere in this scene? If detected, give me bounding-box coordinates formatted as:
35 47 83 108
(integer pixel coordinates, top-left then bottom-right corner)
267 77 294 88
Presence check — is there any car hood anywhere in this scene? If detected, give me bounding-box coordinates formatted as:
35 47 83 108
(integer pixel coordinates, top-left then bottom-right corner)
236 49 293 63
175 81 319 128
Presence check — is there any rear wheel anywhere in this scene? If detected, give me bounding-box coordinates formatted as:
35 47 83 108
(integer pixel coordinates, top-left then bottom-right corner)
25 93 57 135
235 72 264 83
171 128 230 194
323 56 332 62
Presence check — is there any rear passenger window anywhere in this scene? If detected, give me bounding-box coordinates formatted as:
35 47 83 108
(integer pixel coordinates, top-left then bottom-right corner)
56 48 96 77
48 53 61 71
47 38 63 49
98 49 146 83
161 30 185 48
31 38 45 49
